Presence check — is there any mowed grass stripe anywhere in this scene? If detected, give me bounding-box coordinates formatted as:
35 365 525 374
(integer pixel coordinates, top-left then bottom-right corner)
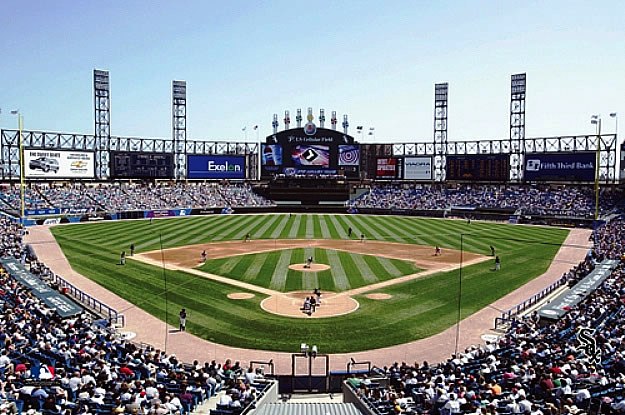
329 215 353 239
312 215 323 239
319 215 332 239
288 215 302 239
252 250 281 288
240 251 270 282
371 255 403 277
269 250 294 291
356 215 405 243
305 215 314 239
250 214 282 238
284 249 304 291
302 247 319 290
337 251 367 288
322 215 341 239
390 216 430 245
297 214 308 237
325 249 351 291
314 248 336 292
349 251 379 283
270 215 291 239
343 215 376 240
213 215 261 241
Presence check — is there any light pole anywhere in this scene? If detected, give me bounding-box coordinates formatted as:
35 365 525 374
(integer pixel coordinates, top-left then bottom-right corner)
10 110 25 223
591 115 601 220
610 112 618 140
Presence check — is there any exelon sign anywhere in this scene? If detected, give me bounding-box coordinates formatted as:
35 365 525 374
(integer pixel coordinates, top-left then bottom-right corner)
208 160 242 172
187 155 246 179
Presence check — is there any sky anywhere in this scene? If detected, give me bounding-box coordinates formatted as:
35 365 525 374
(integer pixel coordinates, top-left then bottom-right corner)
0 0 623 144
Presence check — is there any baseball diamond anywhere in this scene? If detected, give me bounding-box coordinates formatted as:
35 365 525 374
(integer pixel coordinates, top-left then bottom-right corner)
49 214 569 353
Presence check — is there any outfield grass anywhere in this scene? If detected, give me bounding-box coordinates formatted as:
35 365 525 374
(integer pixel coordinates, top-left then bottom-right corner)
51 214 569 353
199 247 422 292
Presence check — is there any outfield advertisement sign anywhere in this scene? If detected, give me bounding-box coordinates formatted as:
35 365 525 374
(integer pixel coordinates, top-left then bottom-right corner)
25 149 95 179
187 155 246 180
0 257 83 318
404 157 432 180
524 152 596 181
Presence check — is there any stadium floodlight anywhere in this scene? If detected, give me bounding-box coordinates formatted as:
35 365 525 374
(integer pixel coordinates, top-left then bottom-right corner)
10 110 25 223
590 115 601 221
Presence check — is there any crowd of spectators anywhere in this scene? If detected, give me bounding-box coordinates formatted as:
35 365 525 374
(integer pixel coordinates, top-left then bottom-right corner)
0 218 272 415
0 183 274 214
349 184 623 218
348 217 625 415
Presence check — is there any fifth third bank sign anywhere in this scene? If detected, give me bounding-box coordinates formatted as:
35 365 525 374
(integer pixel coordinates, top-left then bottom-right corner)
524 152 596 181
187 155 246 179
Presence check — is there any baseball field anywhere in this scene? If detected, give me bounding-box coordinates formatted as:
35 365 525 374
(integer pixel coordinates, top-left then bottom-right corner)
51 214 568 353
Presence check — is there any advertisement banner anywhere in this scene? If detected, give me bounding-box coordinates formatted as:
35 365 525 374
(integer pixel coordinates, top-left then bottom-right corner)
404 157 432 180
0 257 83 318
524 152 596 181
187 155 246 180
25 149 95 179
376 157 402 179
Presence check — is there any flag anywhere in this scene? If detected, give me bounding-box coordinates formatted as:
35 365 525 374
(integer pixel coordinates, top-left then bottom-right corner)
254 125 258 130
610 113 617 117
242 127 247 131
10 110 19 115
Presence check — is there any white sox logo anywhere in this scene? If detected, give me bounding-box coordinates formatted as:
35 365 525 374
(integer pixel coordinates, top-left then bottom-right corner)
577 327 601 365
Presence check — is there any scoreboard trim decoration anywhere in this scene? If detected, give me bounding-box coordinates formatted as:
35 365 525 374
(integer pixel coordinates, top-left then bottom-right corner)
110 151 174 179
445 154 510 182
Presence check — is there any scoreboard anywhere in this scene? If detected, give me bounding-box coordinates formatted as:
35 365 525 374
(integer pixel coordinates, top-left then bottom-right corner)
110 151 174 179
446 154 509 182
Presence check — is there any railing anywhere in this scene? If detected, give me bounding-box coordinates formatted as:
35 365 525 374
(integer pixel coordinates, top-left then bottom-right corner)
494 276 567 329
51 274 125 327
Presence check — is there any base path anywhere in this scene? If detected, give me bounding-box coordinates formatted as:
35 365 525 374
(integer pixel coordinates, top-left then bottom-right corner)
26 225 591 374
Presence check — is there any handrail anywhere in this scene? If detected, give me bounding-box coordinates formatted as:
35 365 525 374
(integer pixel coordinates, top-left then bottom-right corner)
50 274 125 327
494 276 567 329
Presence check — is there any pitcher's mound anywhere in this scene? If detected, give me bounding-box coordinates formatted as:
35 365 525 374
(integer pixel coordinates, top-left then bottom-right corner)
227 293 255 300
261 291 358 318
365 293 392 300
289 263 330 272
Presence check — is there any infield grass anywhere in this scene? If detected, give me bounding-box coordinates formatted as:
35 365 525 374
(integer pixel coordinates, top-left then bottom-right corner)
51 214 569 353
199 247 422 292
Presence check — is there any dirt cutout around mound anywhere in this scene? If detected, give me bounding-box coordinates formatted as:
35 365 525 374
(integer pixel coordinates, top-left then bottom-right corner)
288 263 331 272
227 293 255 300
366 293 393 300
260 291 359 318
134 238 488 319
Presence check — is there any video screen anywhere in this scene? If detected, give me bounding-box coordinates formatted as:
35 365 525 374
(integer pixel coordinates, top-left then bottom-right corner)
261 144 283 166
338 145 360 166
291 145 330 168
